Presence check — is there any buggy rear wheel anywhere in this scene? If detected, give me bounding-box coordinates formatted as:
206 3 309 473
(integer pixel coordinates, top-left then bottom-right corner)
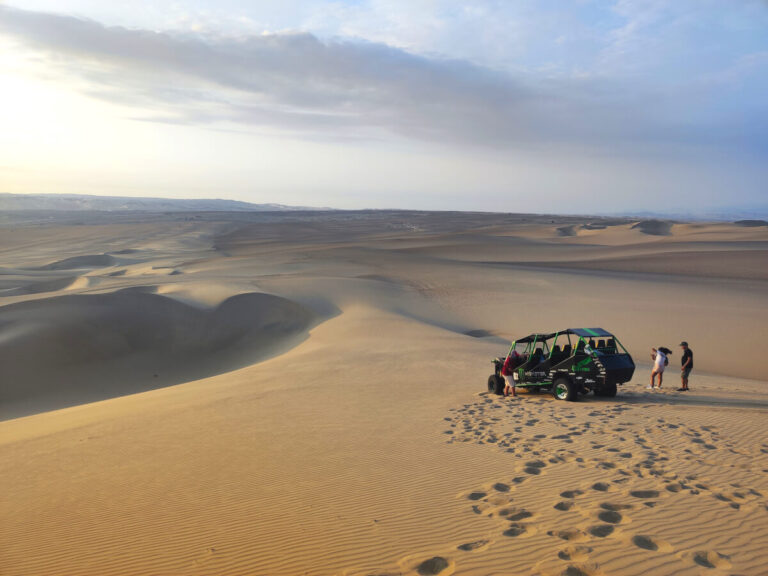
552 377 578 401
488 374 505 395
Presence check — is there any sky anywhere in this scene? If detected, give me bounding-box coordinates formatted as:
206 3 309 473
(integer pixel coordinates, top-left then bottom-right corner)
0 1 766 214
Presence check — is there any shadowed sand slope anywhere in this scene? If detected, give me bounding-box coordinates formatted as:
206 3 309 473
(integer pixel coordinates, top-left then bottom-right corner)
630 220 673 236
33 254 117 270
0 289 314 418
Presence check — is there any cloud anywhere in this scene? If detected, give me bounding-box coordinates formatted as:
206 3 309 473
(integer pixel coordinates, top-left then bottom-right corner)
0 4 764 155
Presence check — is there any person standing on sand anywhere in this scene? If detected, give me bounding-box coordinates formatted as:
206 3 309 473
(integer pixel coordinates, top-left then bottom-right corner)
501 351 519 398
678 341 693 391
649 347 669 389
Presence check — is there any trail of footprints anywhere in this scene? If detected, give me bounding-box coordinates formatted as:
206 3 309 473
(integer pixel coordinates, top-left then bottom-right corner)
414 392 768 575
453 468 677 574
444 394 766 513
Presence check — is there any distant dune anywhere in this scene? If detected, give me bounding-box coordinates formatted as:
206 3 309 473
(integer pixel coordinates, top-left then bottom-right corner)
630 219 673 235
33 254 116 270
0 192 325 212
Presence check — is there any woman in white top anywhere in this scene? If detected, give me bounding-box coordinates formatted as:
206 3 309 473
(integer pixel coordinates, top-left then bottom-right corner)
649 347 670 389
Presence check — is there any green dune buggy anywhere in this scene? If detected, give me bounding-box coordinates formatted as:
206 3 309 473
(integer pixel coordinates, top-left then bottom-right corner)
487 328 635 401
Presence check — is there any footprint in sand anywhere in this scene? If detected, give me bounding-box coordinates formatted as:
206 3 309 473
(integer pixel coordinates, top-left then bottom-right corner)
632 535 658 551
688 551 732 570
561 566 599 576
628 534 672 552
504 509 533 522
664 482 683 493
601 501 633 510
503 523 530 537
557 545 592 562
588 524 615 538
524 460 547 475
629 490 659 499
456 539 490 552
548 528 588 542
416 556 452 575
554 500 575 511
597 510 623 524
560 490 584 499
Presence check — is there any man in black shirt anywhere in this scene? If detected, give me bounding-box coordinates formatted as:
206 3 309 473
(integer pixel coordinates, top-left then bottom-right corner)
678 341 693 391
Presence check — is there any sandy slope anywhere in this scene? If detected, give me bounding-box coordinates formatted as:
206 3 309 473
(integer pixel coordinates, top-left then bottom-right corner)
1 212 767 576
0 289 315 418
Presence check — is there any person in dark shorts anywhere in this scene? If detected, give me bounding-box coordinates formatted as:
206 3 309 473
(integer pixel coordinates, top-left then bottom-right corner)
678 341 693 391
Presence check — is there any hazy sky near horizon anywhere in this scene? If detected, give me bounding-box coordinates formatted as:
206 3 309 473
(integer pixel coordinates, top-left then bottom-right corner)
0 1 766 214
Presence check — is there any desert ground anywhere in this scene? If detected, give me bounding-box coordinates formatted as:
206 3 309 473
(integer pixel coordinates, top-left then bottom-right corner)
1 210 767 576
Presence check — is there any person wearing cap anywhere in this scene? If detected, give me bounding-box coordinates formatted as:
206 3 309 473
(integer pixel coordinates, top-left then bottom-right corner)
678 341 693 391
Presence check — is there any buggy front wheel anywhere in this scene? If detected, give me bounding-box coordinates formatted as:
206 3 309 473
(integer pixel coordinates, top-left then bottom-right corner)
552 377 578 401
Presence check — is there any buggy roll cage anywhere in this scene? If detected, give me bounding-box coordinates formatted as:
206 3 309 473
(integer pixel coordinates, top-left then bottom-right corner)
506 328 630 360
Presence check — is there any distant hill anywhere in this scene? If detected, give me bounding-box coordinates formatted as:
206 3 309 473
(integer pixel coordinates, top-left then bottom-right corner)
0 193 326 212
734 219 768 227
607 208 768 222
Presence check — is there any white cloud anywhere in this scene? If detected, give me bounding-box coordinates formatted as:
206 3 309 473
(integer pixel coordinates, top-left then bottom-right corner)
0 4 721 154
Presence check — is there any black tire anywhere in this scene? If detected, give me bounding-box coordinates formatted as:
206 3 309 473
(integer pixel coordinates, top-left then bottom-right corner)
488 374 505 395
552 376 578 401
601 382 617 398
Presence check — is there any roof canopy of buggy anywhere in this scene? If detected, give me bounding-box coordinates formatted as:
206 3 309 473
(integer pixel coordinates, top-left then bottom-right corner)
562 328 615 338
514 333 556 343
511 329 617 344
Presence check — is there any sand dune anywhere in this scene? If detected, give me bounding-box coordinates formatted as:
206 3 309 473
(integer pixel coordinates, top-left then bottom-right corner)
33 253 117 270
630 220 673 236
0 275 79 296
0 211 766 576
0 288 315 419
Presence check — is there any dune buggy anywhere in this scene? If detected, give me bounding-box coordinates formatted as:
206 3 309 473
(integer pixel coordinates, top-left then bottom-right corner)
487 328 635 401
